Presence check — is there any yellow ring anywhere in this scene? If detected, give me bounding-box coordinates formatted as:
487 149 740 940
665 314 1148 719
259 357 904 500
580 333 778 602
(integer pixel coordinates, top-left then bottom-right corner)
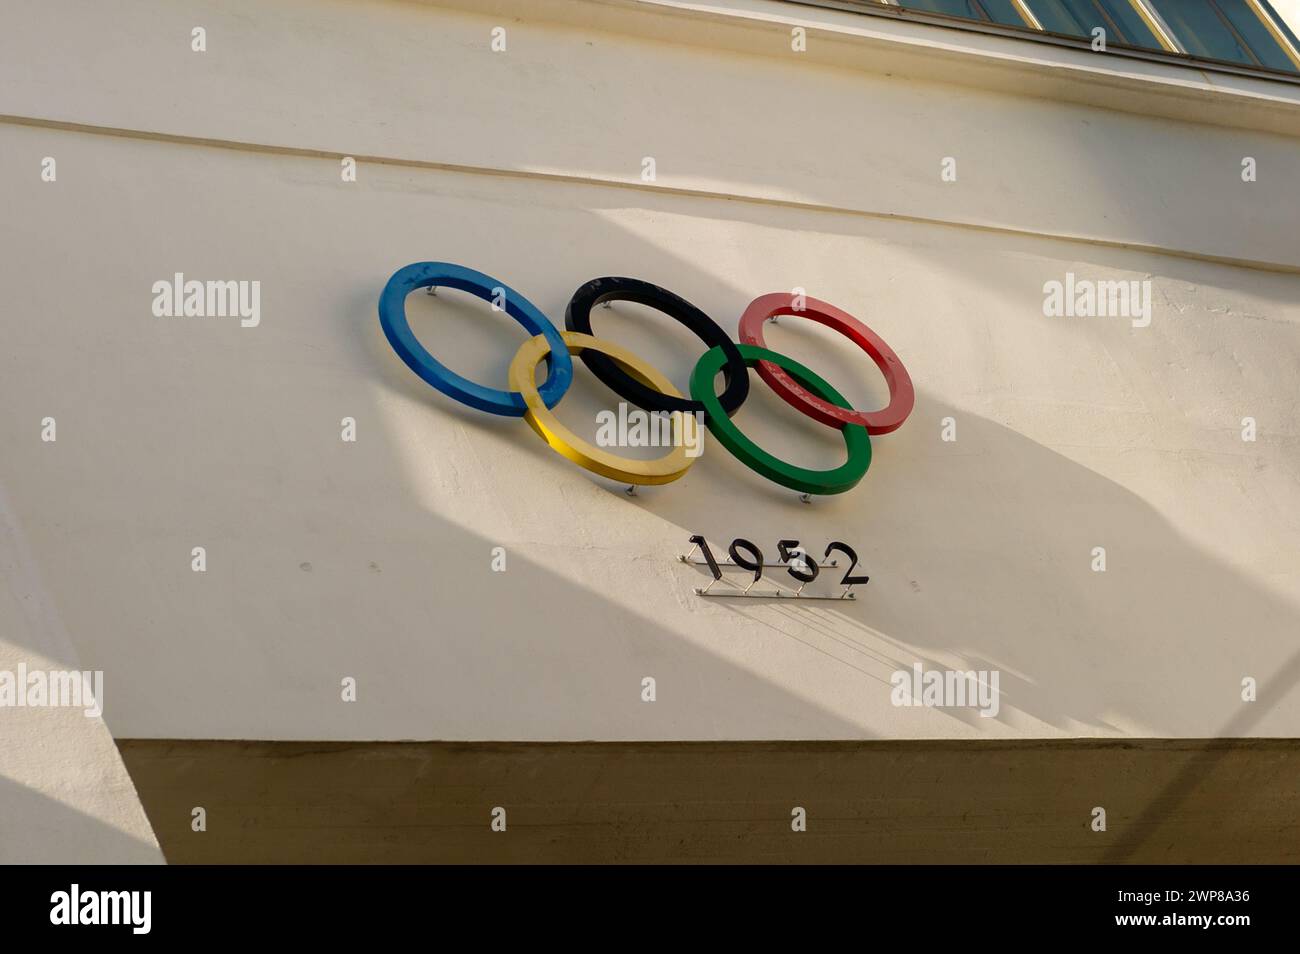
508 331 696 485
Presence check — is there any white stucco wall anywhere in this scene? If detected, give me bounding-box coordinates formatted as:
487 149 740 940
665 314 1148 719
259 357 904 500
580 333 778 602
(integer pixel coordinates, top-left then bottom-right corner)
1 0 1298 772
0 484 162 861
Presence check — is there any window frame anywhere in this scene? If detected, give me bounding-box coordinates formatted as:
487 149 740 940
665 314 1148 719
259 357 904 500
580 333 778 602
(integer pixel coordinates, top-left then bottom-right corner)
790 0 1300 82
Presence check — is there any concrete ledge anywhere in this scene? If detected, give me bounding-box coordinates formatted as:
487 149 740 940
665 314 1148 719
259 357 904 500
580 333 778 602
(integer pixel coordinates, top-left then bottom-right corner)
120 739 1300 863
442 0 1300 135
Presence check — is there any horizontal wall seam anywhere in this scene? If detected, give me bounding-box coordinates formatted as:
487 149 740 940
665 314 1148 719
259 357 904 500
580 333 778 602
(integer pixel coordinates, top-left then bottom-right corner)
6 111 1298 276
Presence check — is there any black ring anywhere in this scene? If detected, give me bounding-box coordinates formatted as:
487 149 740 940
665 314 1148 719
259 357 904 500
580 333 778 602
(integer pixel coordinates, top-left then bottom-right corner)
564 277 750 418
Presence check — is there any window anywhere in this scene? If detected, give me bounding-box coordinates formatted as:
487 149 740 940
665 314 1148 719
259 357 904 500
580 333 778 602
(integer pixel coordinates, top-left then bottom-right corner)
897 0 1030 26
1148 0 1300 70
886 0 1300 73
1025 1 1164 50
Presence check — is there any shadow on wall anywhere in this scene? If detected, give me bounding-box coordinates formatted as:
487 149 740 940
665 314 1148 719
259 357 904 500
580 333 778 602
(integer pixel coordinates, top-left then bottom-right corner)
368 297 1300 740
350 181 1299 741
5 83 1300 860
5 125 1296 769
0 775 162 864
671 392 1299 736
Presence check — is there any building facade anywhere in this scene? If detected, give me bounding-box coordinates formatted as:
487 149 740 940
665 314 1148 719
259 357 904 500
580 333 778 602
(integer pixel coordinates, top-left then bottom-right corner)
2 0 1299 862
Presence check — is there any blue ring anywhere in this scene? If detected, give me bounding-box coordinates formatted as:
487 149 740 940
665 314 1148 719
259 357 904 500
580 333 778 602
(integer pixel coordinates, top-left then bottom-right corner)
378 262 574 416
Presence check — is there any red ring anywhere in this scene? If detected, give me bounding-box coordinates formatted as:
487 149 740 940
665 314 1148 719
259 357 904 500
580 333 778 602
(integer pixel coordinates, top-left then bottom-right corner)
737 292 914 435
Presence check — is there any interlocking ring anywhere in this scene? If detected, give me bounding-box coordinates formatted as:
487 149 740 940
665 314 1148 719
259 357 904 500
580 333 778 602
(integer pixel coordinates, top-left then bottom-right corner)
565 277 748 419
509 330 695 485
378 262 573 416
691 343 871 496
738 292 914 434
377 264 913 495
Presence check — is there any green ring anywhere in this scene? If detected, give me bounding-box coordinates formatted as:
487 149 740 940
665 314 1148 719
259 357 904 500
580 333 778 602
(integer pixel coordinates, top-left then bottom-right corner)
690 343 872 496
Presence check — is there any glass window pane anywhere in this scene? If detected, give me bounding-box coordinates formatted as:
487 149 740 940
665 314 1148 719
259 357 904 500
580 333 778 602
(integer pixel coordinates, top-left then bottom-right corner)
978 0 1035 25
1028 0 1094 35
1093 0 1164 47
899 0 1027 24
900 0 1299 73
1260 0 1300 52
1214 0 1300 71
1028 0 1163 49
1147 0 1258 64
898 0 992 20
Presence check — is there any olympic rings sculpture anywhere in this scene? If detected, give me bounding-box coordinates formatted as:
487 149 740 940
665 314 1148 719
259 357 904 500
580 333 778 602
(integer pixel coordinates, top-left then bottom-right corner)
378 262 914 496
